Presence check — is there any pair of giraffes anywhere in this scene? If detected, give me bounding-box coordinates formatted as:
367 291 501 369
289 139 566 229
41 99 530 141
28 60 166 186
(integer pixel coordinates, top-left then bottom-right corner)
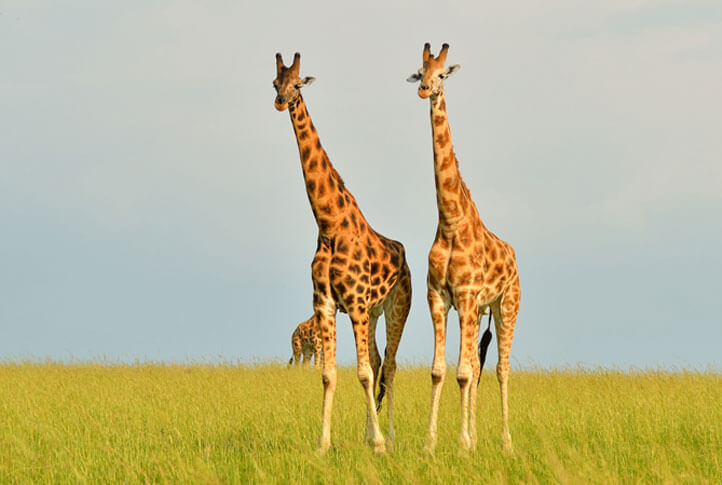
274 43 521 455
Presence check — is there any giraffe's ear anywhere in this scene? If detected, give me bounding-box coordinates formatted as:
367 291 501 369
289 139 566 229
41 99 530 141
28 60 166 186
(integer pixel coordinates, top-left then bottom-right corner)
297 76 316 88
407 72 423 83
442 64 461 79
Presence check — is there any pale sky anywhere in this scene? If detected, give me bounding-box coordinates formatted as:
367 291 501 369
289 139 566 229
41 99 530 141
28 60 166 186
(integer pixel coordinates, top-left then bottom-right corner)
2 1 721 368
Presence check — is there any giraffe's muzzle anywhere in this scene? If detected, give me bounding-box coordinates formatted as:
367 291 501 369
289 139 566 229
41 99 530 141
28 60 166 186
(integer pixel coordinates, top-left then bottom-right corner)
275 95 289 111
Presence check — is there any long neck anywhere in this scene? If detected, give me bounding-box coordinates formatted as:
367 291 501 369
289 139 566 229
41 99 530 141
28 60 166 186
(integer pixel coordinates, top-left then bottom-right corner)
288 94 358 236
429 92 475 227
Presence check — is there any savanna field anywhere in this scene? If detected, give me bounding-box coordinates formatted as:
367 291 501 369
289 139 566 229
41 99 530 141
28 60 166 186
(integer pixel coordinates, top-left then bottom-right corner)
1 363 720 484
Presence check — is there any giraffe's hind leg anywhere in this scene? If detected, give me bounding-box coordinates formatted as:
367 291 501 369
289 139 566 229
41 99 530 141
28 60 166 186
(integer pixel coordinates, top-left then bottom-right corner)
290 331 302 368
468 305 487 449
490 275 520 454
379 264 411 444
369 307 383 393
365 306 383 444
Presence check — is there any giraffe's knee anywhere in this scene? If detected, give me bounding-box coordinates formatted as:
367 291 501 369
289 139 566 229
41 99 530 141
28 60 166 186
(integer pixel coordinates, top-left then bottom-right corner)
370 353 382 371
382 358 396 382
496 363 510 382
322 368 337 388
431 362 446 384
357 364 374 388
358 375 371 389
457 364 472 387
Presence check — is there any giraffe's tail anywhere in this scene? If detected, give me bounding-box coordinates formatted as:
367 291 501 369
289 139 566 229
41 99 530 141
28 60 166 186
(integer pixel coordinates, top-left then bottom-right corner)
287 356 293 368
477 312 493 385
375 345 387 412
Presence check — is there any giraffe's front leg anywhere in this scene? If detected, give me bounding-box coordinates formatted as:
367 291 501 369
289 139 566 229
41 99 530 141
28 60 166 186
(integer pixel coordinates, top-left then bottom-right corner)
313 334 322 369
425 284 450 454
350 310 385 454
312 248 337 454
302 347 312 368
456 297 480 452
316 300 337 454
313 315 323 369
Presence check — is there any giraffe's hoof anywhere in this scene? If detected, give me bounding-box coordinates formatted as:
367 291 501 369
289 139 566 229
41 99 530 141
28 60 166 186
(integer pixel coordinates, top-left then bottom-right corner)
373 440 386 455
385 441 394 453
318 438 332 455
459 433 473 452
500 433 513 455
424 434 437 455
466 438 477 452
365 431 376 447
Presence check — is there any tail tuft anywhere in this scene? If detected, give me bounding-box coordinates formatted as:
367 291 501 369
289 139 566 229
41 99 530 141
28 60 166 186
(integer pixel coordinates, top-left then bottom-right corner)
477 313 493 385
376 345 387 412
376 372 386 412
287 356 293 368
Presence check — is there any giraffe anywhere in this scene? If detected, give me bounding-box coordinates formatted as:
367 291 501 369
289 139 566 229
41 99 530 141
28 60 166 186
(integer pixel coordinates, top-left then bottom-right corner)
288 315 323 368
407 43 521 453
273 52 412 454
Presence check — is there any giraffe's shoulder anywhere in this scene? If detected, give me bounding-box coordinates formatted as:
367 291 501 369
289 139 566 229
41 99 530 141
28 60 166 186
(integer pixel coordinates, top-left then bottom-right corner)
372 231 406 257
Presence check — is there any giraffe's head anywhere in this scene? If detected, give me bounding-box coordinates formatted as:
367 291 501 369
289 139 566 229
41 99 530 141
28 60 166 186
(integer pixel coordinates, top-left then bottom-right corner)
273 52 316 111
407 43 461 99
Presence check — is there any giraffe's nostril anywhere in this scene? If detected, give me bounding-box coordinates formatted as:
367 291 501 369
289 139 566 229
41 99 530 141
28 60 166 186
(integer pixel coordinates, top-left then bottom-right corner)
276 95 285 104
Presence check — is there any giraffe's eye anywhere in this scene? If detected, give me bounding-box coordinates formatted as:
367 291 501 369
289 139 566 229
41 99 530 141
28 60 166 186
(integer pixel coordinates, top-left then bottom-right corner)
438 73 445 79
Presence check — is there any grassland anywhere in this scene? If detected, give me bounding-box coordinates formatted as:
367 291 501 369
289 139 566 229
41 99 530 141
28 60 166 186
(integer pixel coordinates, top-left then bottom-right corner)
1 362 720 484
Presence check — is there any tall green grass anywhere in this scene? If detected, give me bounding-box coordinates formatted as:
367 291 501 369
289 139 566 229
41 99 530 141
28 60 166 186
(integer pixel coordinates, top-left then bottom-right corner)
1 362 720 483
